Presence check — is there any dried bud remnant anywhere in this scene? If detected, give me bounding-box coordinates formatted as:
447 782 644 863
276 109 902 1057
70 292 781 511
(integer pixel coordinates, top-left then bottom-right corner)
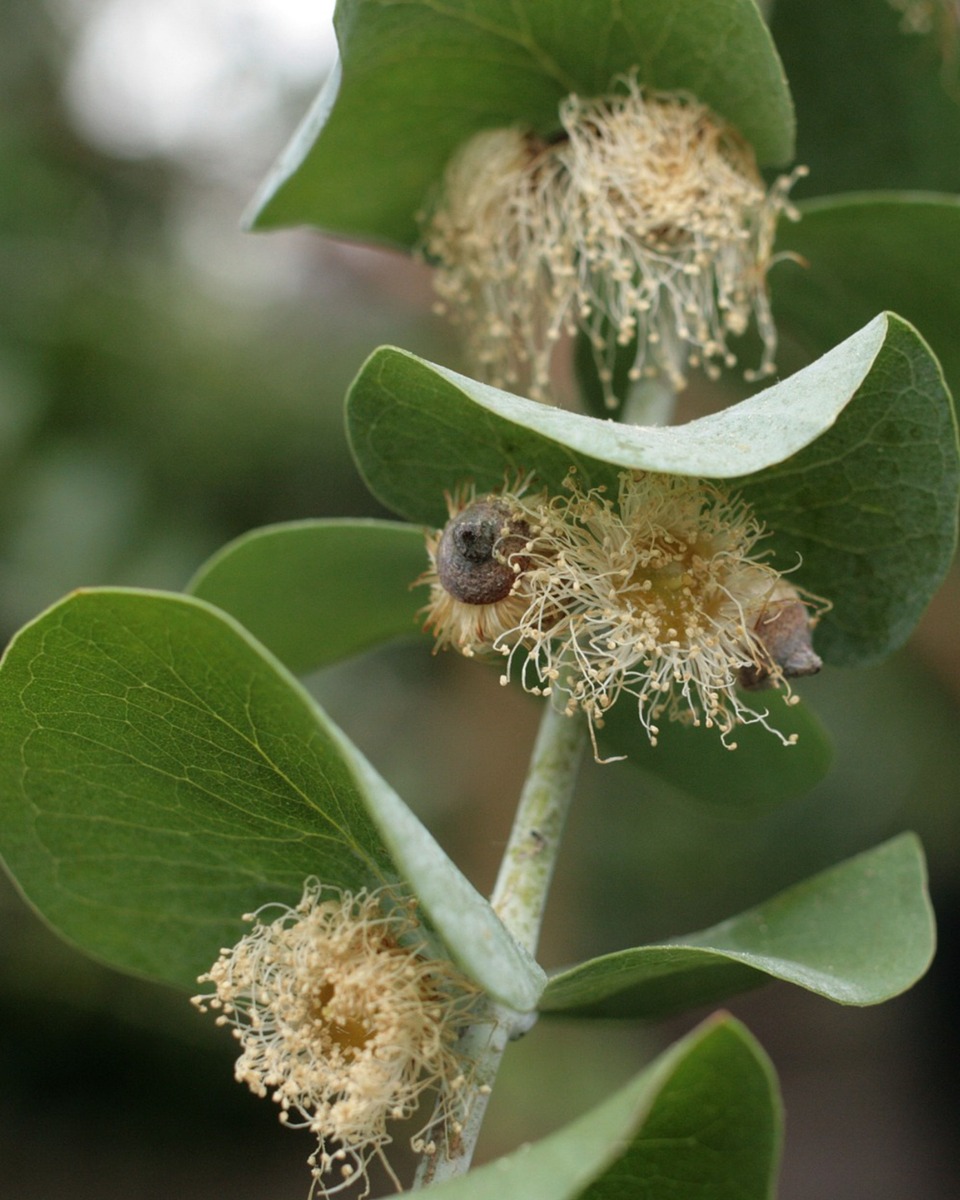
422 75 805 404
435 498 530 605
420 472 825 756
738 581 823 691
193 881 480 1197
421 489 539 656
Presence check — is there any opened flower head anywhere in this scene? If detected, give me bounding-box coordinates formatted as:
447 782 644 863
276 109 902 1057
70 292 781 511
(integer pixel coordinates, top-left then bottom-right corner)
193 881 481 1198
422 74 805 405
420 471 823 757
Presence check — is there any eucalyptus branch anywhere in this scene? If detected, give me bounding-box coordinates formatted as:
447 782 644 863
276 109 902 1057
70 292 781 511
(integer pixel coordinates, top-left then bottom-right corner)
414 364 674 1186
490 702 588 953
414 702 587 1188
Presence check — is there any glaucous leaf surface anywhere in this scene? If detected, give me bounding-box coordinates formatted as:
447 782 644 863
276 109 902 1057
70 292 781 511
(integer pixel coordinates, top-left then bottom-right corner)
540 834 933 1018
347 314 959 666
252 0 794 245
773 195 960 404
188 519 426 674
0 589 543 1009
771 0 960 199
423 1015 780 1200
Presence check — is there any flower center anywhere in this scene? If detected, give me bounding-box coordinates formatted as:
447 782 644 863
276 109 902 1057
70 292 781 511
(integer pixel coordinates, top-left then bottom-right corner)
622 537 723 640
313 981 371 1055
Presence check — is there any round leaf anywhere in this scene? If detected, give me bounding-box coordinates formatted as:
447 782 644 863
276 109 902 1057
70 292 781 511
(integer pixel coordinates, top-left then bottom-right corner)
540 833 934 1018
188 519 426 674
0 589 543 1009
734 318 959 665
0 589 392 988
346 314 959 666
773 194 960 405
422 1015 781 1200
252 0 795 245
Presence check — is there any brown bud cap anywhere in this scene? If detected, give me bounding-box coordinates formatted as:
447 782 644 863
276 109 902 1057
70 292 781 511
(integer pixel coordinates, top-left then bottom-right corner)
739 583 822 692
435 498 531 605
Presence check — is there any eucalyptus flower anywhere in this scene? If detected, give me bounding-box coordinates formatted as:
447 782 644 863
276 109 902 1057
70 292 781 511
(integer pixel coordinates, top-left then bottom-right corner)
420 471 823 756
422 76 805 405
193 881 481 1198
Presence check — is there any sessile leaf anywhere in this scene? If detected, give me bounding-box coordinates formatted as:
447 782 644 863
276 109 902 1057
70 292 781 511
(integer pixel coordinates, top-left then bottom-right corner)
0 589 544 1010
188 519 426 673
540 834 934 1018
346 313 959 668
422 1014 781 1200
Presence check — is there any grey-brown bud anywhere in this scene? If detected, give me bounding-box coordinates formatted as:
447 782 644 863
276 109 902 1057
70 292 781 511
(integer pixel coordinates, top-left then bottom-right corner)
435 498 530 605
739 585 823 692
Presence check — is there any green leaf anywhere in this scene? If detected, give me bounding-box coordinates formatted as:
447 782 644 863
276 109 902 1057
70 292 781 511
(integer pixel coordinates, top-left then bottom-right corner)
770 0 960 199
773 194 960 408
597 692 833 811
345 316 907 517
347 313 959 666
540 833 933 1019
0 589 543 1010
423 1015 781 1200
733 318 959 666
0 589 390 988
252 0 794 245
188 519 426 674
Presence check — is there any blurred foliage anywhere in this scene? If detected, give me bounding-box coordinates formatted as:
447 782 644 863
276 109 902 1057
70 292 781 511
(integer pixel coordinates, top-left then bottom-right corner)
0 0 450 640
771 0 960 196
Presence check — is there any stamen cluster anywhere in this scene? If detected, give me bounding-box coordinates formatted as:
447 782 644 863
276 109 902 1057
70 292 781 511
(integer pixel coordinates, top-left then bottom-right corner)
420 472 822 756
193 882 480 1197
422 76 804 404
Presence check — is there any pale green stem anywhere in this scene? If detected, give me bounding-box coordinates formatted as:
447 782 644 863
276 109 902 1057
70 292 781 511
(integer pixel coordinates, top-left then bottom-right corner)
489 702 587 951
413 702 587 1188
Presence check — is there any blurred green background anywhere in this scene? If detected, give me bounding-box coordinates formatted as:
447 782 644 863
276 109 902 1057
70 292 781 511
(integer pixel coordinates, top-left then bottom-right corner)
1 1 958 1198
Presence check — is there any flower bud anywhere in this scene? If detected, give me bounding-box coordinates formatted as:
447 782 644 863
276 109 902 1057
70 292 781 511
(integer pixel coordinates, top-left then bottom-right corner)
738 582 823 692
